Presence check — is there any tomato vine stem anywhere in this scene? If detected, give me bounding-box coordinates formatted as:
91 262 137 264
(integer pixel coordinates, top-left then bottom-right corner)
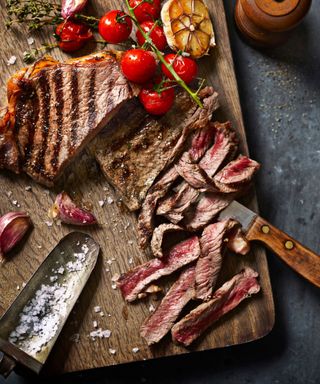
125 0 203 108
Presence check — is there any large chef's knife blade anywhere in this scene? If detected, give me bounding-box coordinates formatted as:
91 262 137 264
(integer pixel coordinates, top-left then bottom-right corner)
218 201 320 288
0 232 100 378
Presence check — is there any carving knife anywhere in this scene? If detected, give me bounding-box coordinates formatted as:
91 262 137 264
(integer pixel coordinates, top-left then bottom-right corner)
219 201 320 288
0 232 100 378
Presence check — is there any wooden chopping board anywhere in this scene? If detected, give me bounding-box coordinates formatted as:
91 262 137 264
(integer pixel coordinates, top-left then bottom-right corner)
0 0 275 375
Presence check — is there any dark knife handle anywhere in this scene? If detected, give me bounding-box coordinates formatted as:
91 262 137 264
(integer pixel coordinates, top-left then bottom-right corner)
246 216 320 288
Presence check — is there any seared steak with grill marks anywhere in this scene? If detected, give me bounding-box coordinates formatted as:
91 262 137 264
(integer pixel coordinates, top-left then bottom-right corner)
95 87 219 211
0 51 137 186
140 265 195 345
171 268 260 347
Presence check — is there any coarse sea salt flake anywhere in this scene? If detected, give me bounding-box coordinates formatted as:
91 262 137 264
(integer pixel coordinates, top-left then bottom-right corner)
27 37 34 45
107 197 114 204
132 347 140 353
7 56 16 65
98 200 105 207
94 306 101 313
109 348 116 355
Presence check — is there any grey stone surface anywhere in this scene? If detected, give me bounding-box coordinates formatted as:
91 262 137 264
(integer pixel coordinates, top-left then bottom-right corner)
1 1 319 384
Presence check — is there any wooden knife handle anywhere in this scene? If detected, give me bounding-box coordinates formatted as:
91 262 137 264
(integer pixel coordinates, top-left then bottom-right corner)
246 216 320 288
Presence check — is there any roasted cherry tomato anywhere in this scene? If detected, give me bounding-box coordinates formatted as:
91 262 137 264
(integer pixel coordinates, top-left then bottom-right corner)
161 54 198 84
129 0 161 23
136 21 167 51
121 49 157 84
98 10 132 44
139 80 175 115
55 21 93 52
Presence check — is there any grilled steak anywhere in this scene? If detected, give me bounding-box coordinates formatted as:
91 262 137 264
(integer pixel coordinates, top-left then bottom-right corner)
151 223 184 258
140 266 195 345
0 51 136 186
183 156 260 231
157 121 238 222
171 268 260 346
195 219 239 300
117 236 200 302
137 119 218 249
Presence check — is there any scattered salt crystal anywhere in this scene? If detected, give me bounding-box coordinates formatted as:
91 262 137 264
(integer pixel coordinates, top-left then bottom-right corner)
109 348 116 355
111 257 116 261
37 244 42 249
111 283 117 290
132 347 140 353
16 285 20 290
57 266 64 275
7 56 16 65
105 268 110 272
106 259 112 265
22 282 26 288
149 304 155 313
25 186 32 191
94 306 101 313
27 37 34 45
98 200 105 207
12 200 18 206
99 312 105 317
124 223 130 229
107 197 114 204
6 191 12 198
128 240 133 245
89 328 111 340
128 258 133 265
103 186 108 191
111 273 120 282
50 275 58 283
45 220 53 227
93 320 98 328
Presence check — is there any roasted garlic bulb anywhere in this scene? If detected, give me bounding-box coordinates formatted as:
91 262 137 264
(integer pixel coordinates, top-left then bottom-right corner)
161 0 216 59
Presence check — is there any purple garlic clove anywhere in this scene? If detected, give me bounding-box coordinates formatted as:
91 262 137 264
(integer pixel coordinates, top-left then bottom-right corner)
49 192 97 226
61 0 88 19
0 212 32 261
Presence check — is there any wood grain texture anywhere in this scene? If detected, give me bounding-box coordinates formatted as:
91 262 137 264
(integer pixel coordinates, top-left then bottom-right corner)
247 216 320 288
0 0 274 374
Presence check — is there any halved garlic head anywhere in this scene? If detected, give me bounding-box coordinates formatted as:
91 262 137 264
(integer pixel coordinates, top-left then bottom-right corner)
161 0 216 59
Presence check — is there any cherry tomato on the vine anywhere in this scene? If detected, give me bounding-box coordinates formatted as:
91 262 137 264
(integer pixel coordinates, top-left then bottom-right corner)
121 49 157 84
55 21 93 52
139 80 175 115
98 10 132 44
129 0 161 23
136 21 167 51
161 54 198 84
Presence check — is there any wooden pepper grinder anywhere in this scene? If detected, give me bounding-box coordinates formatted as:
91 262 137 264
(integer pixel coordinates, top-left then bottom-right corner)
235 0 312 47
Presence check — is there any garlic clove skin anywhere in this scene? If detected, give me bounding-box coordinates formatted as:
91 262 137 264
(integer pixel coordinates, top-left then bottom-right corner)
61 0 88 19
49 192 97 226
0 212 32 261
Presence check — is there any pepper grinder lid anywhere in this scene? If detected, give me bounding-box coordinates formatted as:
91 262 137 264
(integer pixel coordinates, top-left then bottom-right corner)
235 0 312 46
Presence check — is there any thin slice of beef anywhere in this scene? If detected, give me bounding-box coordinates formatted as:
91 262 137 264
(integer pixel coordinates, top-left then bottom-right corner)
195 219 239 300
0 51 137 186
171 268 260 347
151 223 184 258
157 121 238 222
214 156 260 193
183 156 260 231
140 266 195 345
137 121 217 249
183 192 235 231
117 236 200 302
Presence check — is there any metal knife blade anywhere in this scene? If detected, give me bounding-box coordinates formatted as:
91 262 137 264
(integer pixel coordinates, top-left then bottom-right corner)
218 200 258 232
0 232 99 377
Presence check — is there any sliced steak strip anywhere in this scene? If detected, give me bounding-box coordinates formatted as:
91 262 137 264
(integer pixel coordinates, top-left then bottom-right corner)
214 156 260 193
195 219 239 301
157 121 238 222
137 121 217 249
151 223 184 258
117 236 200 302
0 51 137 186
140 266 195 345
171 268 260 347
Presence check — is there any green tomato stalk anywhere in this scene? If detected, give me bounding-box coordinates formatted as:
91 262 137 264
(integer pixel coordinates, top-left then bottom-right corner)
125 0 203 108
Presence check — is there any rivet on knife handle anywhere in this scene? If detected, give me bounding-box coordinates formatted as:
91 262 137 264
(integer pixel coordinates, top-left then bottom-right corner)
247 216 320 288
